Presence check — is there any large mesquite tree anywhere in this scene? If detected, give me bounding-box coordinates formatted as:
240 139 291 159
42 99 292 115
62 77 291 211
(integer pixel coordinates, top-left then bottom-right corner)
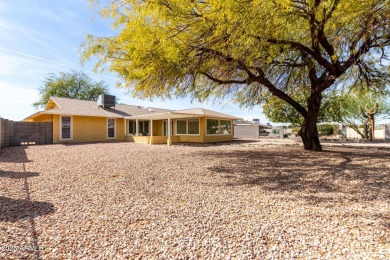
82 0 390 151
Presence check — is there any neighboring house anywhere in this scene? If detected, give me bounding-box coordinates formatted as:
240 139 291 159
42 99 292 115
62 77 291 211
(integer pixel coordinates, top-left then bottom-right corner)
233 119 272 139
24 96 240 145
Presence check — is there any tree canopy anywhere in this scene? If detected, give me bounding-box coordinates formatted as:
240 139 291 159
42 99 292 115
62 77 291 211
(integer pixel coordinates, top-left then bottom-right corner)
82 0 390 150
33 70 110 109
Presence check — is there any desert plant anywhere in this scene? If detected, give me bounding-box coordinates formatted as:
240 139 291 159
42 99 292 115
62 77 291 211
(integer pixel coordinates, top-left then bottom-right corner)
359 103 378 140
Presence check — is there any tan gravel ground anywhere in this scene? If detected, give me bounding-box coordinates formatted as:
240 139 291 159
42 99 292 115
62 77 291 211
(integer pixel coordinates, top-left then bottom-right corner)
0 141 389 259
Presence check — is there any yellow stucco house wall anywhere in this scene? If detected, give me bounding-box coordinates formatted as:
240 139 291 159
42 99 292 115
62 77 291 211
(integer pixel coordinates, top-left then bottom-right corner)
24 96 240 145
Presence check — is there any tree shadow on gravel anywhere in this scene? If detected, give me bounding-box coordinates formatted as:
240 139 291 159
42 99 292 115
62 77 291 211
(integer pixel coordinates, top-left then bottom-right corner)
0 146 32 163
173 139 263 147
0 170 39 179
195 147 390 203
0 196 55 222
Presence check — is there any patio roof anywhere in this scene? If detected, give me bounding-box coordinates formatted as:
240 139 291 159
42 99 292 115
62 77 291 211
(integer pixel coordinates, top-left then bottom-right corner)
125 108 242 120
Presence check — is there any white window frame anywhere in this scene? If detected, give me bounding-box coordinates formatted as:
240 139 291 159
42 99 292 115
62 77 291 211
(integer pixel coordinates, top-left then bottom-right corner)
205 118 232 136
60 115 73 141
175 118 200 136
107 118 116 139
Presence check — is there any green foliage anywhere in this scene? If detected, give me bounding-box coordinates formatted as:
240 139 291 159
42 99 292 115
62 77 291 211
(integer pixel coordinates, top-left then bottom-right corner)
332 90 390 137
317 124 336 136
33 71 110 109
291 127 300 134
262 89 307 126
263 89 344 126
82 0 389 103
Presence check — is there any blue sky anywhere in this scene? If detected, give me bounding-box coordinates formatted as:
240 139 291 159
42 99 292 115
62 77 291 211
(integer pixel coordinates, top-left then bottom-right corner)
0 0 268 123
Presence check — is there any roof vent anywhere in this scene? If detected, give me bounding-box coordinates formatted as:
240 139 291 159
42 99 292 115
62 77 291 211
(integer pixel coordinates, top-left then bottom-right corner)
97 94 116 109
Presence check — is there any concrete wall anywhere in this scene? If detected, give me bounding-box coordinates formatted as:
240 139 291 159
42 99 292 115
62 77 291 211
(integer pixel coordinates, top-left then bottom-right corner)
0 117 53 148
346 126 386 140
234 125 259 138
386 124 390 140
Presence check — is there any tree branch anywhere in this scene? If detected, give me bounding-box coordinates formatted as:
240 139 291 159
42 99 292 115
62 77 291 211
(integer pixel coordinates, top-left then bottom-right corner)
260 37 336 74
198 71 248 85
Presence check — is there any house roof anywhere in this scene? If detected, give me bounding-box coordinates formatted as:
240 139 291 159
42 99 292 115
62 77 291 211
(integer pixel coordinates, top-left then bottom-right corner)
126 108 242 120
24 97 241 121
24 97 171 121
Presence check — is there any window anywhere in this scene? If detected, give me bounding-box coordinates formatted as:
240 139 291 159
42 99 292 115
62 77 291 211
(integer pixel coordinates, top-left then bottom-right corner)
220 120 231 134
128 120 135 135
207 119 232 135
128 120 150 135
176 119 200 135
207 119 219 134
177 120 187 134
138 121 149 135
188 119 199 134
61 116 71 139
107 118 115 138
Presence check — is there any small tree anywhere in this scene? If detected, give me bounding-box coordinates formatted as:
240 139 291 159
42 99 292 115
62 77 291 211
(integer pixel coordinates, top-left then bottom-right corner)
33 70 110 109
335 91 390 140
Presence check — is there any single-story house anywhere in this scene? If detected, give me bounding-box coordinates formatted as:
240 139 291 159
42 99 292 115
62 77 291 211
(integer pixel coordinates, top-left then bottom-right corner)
233 119 272 139
24 95 241 145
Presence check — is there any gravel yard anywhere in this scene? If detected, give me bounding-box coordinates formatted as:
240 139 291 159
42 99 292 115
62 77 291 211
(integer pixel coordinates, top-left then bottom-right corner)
0 141 389 259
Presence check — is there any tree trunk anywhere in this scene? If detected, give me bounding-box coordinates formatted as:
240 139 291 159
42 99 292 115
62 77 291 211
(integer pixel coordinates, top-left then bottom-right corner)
369 116 375 140
363 122 369 140
298 92 323 151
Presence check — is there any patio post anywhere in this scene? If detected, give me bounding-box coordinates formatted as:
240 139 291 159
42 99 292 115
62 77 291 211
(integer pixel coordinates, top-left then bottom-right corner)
136 119 139 136
124 118 126 136
167 114 171 146
150 119 153 144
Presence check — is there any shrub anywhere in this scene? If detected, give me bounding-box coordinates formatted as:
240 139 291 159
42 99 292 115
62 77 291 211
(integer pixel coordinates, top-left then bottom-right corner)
317 124 335 136
291 127 300 134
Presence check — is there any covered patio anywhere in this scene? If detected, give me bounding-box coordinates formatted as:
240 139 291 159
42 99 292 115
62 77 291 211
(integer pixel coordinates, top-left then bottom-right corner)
123 109 241 145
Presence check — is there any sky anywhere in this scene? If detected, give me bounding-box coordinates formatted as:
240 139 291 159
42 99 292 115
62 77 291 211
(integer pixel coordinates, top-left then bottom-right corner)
0 0 268 123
